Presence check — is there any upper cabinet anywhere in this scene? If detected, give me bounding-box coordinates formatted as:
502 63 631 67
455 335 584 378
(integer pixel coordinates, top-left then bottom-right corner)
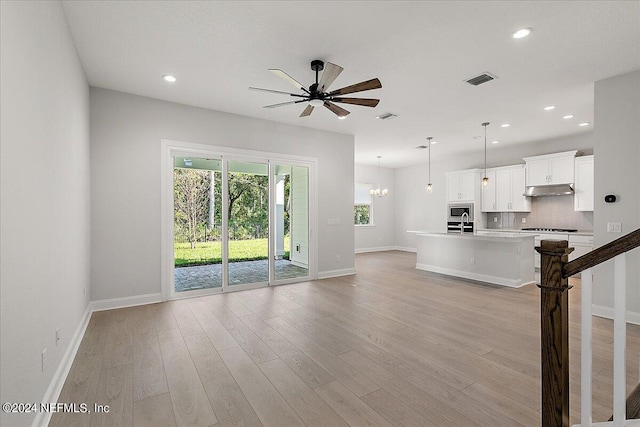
446 169 481 202
523 150 577 186
481 165 531 212
481 170 497 212
574 155 594 211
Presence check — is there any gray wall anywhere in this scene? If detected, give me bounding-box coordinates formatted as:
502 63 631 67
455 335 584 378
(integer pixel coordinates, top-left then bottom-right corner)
354 164 395 252
90 88 355 301
593 70 640 317
0 2 91 426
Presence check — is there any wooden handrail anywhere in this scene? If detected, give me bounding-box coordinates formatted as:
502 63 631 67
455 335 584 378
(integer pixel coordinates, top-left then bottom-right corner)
563 228 640 278
537 227 640 426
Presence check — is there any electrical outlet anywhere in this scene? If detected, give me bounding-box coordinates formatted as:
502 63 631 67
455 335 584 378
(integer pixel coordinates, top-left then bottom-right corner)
522 217 527 224
607 222 622 233
42 349 46 372
470 257 475 265
493 216 498 223
336 255 340 263
56 328 60 347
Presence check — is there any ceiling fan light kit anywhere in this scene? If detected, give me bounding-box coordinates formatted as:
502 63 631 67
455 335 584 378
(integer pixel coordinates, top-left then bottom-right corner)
250 59 382 118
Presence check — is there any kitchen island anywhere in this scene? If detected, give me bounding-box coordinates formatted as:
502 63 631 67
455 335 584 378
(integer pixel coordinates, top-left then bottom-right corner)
411 232 536 287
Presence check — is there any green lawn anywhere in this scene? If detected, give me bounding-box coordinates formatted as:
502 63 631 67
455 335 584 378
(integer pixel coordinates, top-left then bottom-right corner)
174 238 289 267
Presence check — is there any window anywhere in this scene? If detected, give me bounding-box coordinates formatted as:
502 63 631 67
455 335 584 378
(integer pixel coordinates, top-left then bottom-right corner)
354 183 373 225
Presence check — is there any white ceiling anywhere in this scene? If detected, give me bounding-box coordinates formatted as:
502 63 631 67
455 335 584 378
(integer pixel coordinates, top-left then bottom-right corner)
61 1 640 168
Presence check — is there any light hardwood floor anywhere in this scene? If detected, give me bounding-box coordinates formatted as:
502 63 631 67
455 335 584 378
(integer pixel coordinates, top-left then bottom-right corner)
51 251 640 426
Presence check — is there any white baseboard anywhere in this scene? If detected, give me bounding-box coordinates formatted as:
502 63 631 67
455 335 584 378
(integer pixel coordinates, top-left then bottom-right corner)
91 293 162 312
33 304 92 427
392 246 417 253
415 263 534 288
317 268 357 279
572 419 640 427
592 304 640 325
355 246 397 254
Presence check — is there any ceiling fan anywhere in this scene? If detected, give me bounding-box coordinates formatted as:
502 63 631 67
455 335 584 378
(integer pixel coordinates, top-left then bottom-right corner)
249 60 382 118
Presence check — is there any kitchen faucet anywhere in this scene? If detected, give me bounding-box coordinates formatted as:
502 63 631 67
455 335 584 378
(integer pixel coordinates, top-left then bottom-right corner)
460 212 469 234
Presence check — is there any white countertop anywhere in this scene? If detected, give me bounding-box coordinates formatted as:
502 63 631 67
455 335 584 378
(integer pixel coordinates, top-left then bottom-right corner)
476 228 593 236
410 231 535 242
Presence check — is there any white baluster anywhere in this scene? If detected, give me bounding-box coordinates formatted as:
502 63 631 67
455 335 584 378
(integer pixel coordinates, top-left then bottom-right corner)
613 253 626 427
581 268 593 427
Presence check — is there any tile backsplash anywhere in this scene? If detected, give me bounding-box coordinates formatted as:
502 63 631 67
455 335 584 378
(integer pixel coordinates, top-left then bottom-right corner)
486 195 593 231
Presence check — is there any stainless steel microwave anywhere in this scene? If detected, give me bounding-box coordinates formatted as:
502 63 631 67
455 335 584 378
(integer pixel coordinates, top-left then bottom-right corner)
447 203 474 222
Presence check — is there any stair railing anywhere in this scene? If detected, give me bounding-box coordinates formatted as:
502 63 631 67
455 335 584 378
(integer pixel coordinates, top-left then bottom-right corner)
537 228 640 427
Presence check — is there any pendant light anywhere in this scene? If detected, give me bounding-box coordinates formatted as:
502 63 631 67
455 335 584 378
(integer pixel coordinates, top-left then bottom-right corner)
370 155 388 197
482 122 490 189
426 137 433 193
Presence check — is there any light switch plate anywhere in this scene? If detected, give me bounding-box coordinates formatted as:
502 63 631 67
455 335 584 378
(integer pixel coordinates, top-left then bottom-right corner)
607 222 621 233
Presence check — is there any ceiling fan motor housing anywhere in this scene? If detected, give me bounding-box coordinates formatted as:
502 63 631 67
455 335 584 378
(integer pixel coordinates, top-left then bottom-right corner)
310 60 324 72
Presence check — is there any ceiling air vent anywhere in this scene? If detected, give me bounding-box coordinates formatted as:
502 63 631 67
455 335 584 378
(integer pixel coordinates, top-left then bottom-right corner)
415 145 428 149
465 72 498 86
376 112 398 120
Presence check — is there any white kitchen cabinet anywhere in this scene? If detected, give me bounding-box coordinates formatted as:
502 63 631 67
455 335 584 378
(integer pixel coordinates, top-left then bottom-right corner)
446 169 480 202
574 155 594 211
481 170 497 212
568 234 594 277
495 169 512 211
523 150 577 186
482 165 530 212
568 234 594 262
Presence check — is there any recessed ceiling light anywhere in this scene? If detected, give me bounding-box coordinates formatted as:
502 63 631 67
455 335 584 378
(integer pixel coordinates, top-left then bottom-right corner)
512 28 532 39
544 105 556 111
492 140 500 144
163 75 177 83
501 124 510 128
563 114 574 119
579 122 591 127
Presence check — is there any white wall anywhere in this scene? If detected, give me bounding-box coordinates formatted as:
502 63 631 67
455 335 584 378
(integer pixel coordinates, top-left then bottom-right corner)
90 88 354 301
290 165 309 267
0 2 91 426
593 70 640 319
354 164 395 252
393 133 593 250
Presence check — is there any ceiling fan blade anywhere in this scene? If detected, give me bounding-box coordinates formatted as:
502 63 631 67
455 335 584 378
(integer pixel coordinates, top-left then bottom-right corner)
318 62 344 93
328 78 382 96
331 97 379 107
264 100 306 109
269 69 310 94
249 87 305 97
300 105 314 117
323 101 350 117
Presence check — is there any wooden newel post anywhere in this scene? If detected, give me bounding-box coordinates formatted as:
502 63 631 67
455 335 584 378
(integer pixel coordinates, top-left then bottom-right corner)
536 239 574 427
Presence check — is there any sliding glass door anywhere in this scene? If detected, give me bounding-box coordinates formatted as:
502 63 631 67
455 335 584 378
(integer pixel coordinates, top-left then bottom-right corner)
173 156 223 293
273 164 309 282
226 160 269 287
167 147 312 298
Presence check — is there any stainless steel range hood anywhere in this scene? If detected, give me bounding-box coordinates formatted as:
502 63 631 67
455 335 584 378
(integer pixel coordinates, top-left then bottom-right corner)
524 184 574 197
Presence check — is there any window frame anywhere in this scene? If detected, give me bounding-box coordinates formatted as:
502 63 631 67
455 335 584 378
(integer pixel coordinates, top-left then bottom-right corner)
354 182 374 226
